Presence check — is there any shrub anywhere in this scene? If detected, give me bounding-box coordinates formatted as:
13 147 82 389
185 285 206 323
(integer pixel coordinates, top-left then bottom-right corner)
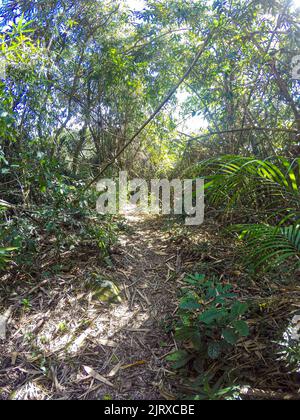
167 273 249 368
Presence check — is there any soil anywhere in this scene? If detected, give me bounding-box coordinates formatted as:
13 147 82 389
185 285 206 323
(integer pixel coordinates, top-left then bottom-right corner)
0 212 180 400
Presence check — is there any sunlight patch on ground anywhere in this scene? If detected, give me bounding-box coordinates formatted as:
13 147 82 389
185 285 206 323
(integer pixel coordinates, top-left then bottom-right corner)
11 381 49 400
121 203 147 223
20 296 150 356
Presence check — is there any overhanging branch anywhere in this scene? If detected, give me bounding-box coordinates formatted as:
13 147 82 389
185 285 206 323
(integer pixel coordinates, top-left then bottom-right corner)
83 31 214 191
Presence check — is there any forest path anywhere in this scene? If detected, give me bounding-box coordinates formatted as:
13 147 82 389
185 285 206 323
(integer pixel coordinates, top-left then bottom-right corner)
0 211 183 400
101 210 180 400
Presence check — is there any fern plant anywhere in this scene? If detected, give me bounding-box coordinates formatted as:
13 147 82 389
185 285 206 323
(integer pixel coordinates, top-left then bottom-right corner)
233 224 300 270
187 156 300 222
188 156 300 271
0 200 16 270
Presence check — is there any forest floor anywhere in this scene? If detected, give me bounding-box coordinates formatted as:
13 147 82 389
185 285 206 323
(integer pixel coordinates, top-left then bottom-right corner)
1 209 300 400
0 210 186 400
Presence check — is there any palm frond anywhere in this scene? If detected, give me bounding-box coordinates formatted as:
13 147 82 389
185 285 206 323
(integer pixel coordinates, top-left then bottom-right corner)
188 156 300 221
233 224 300 270
0 200 15 270
187 156 300 271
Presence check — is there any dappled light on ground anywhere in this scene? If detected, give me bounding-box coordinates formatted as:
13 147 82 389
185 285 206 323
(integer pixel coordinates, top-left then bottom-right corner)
0 214 179 399
1 212 300 400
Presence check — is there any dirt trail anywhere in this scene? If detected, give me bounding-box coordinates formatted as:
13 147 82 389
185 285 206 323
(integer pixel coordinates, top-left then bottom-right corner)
103 212 179 400
4 209 293 400
0 213 180 400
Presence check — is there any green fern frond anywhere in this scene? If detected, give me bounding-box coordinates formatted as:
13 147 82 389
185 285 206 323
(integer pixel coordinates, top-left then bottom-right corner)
233 224 300 270
190 156 300 220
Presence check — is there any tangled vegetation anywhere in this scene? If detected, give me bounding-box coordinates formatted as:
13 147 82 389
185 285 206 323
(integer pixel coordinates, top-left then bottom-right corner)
0 0 300 401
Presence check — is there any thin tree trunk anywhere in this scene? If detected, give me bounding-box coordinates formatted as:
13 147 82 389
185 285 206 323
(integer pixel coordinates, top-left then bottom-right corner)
83 31 214 191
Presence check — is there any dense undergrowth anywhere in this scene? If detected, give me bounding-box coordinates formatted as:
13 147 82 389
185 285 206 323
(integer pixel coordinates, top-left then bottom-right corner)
163 156 300 399
189 156 300 270
1 0 300 400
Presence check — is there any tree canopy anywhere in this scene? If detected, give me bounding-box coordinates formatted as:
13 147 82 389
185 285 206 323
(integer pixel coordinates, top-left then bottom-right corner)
1 0 300 401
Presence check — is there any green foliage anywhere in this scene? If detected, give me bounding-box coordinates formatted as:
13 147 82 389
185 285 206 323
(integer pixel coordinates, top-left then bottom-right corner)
191 374 241 400
191 156 300 272
0 200 17 270
0 246 16 270
166 273 248 399
0 0 298 401
279 342 300 373
21 298 32 311
1 173 119 272
167 274 249 368
233 223 300 270
190 156 300 220
0 17 44 141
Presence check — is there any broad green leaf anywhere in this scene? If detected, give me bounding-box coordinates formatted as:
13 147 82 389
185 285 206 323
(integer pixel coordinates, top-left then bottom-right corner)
180 295 201 311
166 350 192 369
184 273 205 286
207 342 221 360
222 328 239 345
199 308 227 325
233 320 249 337
175 326 201 343
231 302 248 318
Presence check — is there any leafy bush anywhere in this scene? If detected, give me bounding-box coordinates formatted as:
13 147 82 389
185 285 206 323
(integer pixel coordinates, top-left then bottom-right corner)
1 181 119 272
168 274 249 369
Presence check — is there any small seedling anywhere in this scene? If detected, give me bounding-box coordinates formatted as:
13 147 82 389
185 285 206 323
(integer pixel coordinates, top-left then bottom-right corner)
21 298 32 310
